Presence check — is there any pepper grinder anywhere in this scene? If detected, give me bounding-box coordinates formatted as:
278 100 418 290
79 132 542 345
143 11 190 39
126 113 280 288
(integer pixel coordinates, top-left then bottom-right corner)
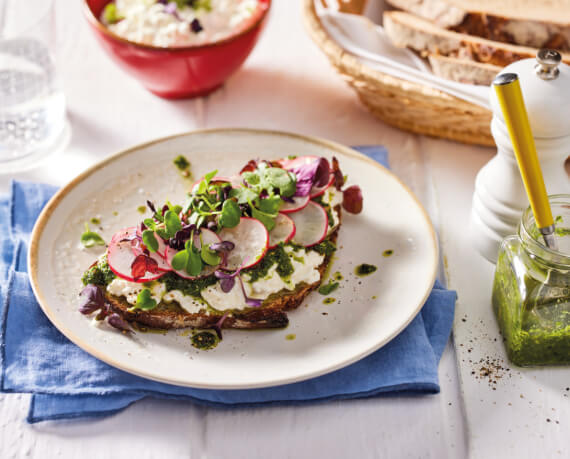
470 49 570 263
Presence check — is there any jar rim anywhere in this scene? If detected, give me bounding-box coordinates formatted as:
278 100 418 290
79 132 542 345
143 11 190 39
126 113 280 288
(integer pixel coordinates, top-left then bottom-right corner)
519 194 570 267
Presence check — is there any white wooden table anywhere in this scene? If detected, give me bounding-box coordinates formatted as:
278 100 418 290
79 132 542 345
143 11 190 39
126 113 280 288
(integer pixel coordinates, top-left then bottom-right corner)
1 1 568 457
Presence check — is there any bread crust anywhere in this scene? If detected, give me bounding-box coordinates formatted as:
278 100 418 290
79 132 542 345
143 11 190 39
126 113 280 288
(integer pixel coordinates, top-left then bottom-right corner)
386 0 570 50
105 210 340 331
383 11 570 68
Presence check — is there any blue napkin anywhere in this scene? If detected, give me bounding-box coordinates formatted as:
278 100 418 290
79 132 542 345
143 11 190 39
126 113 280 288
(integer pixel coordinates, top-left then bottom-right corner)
0 146 456 423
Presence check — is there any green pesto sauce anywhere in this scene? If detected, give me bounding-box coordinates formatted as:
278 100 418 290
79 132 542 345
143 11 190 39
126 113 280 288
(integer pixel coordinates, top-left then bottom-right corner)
173 155 190 171
333 271 343 281
492 247 570 366
82 256 116 286
191 331 219 350
244 244 293 283
137 205 147 214
318 280 339 295
323 297 335 304
310 239 337 257
285 333 296 341
162 272 217 298
382 249 394 257
131 322 167 334
355 264 377 276
90 217 101 225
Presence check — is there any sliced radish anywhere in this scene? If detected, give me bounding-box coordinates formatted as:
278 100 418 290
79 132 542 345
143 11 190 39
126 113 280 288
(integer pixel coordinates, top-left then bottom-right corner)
269 213 296 248
107 239 165 283
165 228 221 279
289 201 329 247
279 195 310 213
309 174 334 198
277 155 318 170
218 217 269 270
110 227 136 244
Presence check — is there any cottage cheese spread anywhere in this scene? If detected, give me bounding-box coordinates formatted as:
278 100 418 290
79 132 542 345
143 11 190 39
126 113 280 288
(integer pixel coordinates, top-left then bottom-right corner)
106 245 324 313
106 0 260 47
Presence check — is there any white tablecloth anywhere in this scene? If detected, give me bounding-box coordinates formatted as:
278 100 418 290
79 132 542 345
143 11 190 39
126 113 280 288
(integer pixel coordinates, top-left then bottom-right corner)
1 1 568 458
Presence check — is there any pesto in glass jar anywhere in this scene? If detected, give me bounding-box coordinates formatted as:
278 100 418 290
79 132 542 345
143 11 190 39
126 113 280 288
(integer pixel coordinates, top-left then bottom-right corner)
492 195 570 366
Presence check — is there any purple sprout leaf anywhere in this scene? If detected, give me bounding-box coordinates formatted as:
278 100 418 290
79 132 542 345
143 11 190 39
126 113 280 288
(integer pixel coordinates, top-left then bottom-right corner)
290 160 320 197
79 284 106 315
237 274 262 307
219 276 235 293
107 313 132 333
214 256 260 306
146 200 157 214
314 157 331 187
164 2 178 15
212 312 229 340
209 241 235 252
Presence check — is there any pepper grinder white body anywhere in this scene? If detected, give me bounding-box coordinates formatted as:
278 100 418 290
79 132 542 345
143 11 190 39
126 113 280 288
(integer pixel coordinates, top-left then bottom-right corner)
470 50 570 263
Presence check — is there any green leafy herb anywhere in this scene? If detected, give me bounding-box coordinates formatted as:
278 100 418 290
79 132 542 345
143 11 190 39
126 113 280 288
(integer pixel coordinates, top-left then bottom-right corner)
102 3 123 24
229 186 258 205
318 280 339 295
200 235 221 266
258 194 282 215
164 210 182 238
143 218 156 230
248 199 277 232
142 230 159 253
219 199 240 228
80 223 105 248
133 288 157 311
187 242 203 276
263 167 296 197
171 250 189 271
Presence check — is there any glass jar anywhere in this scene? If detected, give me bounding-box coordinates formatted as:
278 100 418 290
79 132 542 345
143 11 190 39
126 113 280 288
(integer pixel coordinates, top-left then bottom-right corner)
492 194 570 366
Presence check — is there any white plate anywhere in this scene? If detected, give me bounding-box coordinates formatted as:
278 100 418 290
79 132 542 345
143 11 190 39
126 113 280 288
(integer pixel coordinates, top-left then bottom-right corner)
29 129 438 389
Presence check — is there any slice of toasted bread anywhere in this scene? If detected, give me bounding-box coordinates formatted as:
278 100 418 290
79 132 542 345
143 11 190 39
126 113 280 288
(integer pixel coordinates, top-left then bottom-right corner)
386 0 570 50
104 213 340 331
383 10 570 68
427 54 502 85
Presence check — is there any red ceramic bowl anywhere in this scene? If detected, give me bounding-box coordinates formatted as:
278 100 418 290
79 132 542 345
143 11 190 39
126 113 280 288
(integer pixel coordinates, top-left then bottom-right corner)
84 0 270 99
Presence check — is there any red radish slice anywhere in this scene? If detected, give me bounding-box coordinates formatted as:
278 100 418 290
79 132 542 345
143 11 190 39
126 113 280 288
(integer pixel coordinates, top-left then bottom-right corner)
279 195 310 213
111 227 136 244
269 213 296 248
165 228 222 279
309 174 334 198
107 240 165 283
218 217 269 270
277 155 318 170
289 201 329 247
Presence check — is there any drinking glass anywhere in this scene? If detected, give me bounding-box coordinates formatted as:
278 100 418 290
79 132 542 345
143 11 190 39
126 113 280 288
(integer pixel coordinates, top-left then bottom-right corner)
0 0 69 173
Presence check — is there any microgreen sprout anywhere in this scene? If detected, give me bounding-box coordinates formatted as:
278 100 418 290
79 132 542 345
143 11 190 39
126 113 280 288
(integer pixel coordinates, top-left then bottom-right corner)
81 223 105 248
130 288 157 311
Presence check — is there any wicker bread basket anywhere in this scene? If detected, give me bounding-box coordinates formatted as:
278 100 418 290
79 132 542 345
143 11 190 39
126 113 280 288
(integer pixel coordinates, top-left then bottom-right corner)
302 0 494 146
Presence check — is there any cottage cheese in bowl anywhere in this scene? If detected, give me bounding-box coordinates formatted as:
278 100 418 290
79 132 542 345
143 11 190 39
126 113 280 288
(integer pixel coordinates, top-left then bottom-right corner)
102 0 262 47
